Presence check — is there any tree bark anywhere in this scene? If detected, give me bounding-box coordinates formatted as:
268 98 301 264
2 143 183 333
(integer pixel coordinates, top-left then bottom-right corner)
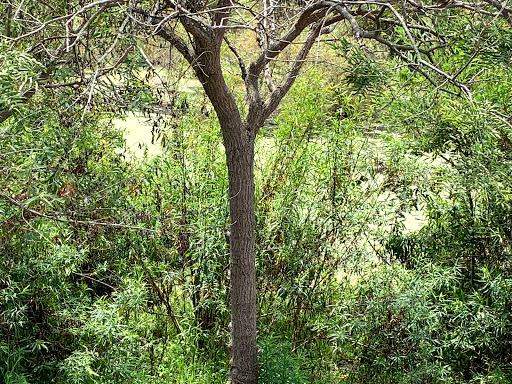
224 126 257 384
193 45 258 383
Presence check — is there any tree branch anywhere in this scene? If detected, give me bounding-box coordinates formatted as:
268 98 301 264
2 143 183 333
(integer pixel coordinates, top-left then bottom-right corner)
224 36 248 80
248 1 330 80
0 193 158 233
157 25 196 65
261 22 324 124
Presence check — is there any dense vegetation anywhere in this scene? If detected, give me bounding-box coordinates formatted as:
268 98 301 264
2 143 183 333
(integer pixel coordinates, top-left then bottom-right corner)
2 3 512 384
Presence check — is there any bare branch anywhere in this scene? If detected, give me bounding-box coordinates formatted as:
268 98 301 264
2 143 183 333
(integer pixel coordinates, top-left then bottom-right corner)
224 36 248 80
5 0 124 43
256 21 276 92
481 0 512 23
248 1 330 80
157 25 196 65
73 272 117 291
261 21 324 124
0 193 158 233
213 0 234 38
6 13 70 42
128 7 197 64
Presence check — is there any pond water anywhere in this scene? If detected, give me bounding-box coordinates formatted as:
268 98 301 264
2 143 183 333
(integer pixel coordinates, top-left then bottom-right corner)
116 113 162 157
115 75 202 157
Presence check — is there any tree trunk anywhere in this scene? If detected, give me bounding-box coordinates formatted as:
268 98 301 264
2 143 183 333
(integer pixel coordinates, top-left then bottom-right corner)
224 125 258 384
192 44 258 383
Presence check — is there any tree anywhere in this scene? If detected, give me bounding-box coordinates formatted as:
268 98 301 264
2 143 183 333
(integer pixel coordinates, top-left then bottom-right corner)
2 1 512 382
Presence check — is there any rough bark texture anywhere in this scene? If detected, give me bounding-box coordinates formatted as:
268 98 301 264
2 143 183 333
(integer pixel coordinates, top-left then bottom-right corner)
194 43 258 384
225 128 257 384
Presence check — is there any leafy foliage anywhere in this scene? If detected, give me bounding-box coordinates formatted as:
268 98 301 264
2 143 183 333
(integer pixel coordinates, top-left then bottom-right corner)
258 337 306 384
0 47 41 116
2 6 512 384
